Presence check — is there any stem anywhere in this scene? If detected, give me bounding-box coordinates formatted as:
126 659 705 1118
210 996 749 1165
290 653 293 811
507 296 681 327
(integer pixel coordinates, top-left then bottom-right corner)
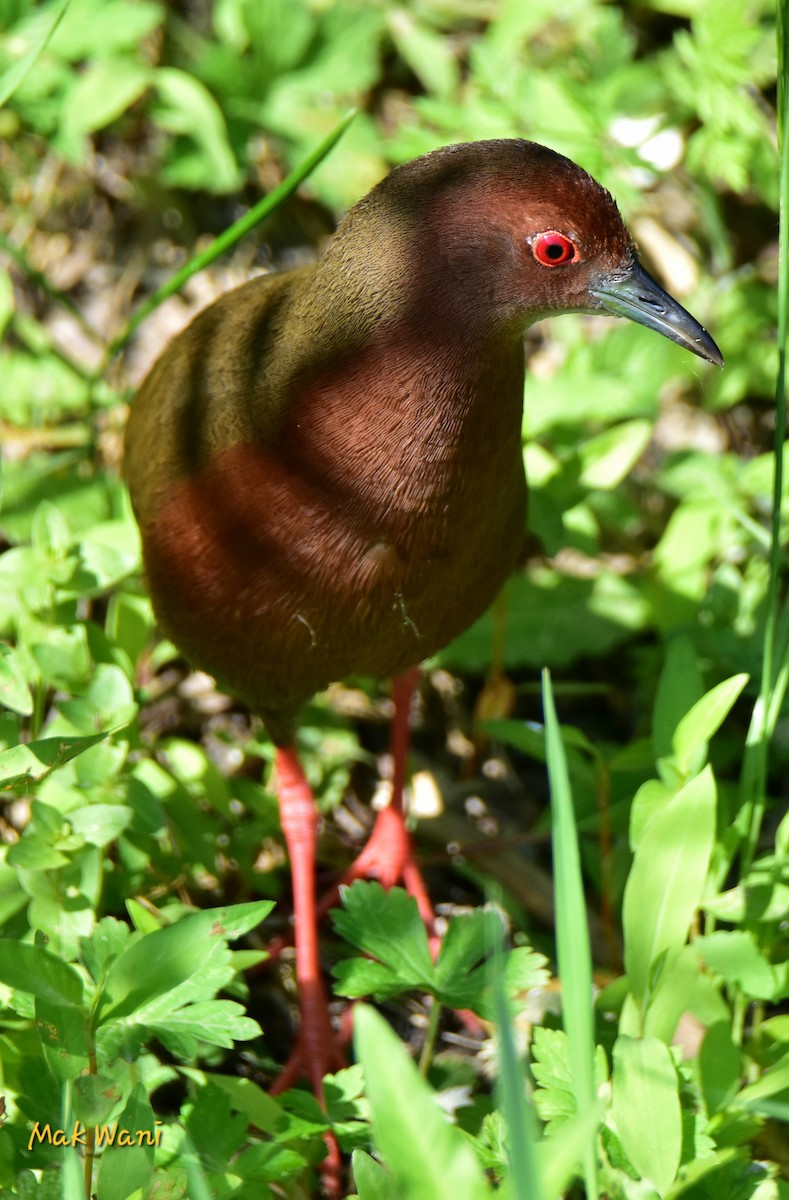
83 1044 97 1200
419 996 442 1076
102 111 356 366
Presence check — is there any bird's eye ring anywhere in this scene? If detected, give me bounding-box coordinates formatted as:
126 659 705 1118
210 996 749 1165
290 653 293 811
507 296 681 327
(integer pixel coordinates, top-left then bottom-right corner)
531 232 579 267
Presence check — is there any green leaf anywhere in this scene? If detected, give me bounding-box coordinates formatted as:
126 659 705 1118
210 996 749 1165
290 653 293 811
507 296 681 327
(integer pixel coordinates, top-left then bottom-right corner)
148 998 261 1050
629 777 677 849
387 10 459 98
70 804 133 847
611 1035 682 1196
73 1073 124 1126
35 994 90 1082
672 673 749 778
63 59 150 136
695 930 786 1002
577 419 652 489
698 1021 741 1115
0 0 70 108
0 732 107 789
95 1084 157 1200
332 882 434 985
354 1005 492 1200
353 1149 404 1200
97 901 271 1021
623 766 716 1016
531 1027 577 1129
207 1074 283 1135
0 939 84 1006
49 0 163 58
653 634 704 761
738 1050 789 1109
152 67 239 192
0 643 33 715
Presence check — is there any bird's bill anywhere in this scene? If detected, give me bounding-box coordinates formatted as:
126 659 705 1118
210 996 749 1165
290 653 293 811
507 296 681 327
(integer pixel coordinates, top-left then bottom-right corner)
591 260 723 367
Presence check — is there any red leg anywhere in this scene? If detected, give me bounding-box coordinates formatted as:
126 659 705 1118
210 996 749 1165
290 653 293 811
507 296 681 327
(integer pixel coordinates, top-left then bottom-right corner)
316 668 436 936
271 746 344 1196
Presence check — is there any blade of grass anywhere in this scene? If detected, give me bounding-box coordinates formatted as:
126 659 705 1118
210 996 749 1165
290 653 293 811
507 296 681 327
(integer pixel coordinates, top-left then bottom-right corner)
0 231 104 346
542 667 599 1199
105 109 356 363
491 924 544 1200
0 0 70 108
738 0 789 874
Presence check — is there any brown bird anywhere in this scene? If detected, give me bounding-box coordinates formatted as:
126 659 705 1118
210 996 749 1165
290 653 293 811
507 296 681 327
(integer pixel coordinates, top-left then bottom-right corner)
125 137 721 1146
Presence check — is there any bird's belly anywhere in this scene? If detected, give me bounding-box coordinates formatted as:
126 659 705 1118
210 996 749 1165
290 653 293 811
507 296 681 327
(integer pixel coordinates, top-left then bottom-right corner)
141 440 525 717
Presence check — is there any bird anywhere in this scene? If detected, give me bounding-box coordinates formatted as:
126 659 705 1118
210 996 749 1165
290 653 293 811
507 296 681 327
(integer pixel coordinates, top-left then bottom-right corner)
125 137 721 1171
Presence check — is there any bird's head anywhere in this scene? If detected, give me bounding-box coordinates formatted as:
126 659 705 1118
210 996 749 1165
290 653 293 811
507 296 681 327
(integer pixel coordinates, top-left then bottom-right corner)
354 139 722 366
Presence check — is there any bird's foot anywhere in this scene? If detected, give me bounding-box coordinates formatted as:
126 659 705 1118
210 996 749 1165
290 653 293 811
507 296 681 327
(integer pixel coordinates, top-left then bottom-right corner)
270 977 346 1198
316 801 438 951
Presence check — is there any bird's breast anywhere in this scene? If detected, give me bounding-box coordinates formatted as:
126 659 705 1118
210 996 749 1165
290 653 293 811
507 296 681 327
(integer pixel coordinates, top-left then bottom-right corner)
139 333 527 714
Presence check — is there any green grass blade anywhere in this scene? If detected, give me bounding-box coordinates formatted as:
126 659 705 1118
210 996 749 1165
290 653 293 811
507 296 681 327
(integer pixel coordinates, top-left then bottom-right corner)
354 1004 492 1200
0 0 70 108
491 930 544 1200
739 0 789 873
542 667 599 1198
108 109 356 359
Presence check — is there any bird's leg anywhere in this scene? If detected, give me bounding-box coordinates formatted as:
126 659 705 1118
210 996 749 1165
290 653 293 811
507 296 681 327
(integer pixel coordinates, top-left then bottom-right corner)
317 667 436 935
270 746 344 1196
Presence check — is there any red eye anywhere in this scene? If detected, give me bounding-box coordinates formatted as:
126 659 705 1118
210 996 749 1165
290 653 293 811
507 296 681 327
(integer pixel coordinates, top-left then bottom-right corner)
532 232 579 267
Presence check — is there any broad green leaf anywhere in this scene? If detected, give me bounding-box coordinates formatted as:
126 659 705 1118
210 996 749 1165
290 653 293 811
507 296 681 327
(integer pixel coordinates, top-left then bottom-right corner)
0 940 84 1006
0 643 33 715
387 10 459 98
231 1141 308 1183
531 1027 577 1129
623 766 716 1016
442 568 649 672
611 1035 681 1196
36 994 90 1082
577 419 652 489
354 1005 492 1200
70 804 133 847
96 1084 157 1200
73 1074 123 1126
333 956 409 1001
152 67 239 192
642 943 729 1043
0 732 107 789
63 59 150 136
97 901 271 1021
672 674 749 778
629 777 677 849
653 634 704 761
695 930 785 1001
738 1051 789 1108
353 1149 404 1200
537 1105 606 1200
699 1021 741 1115
207 1074 283 1134
49 0 162 58
332 883 434 983
148 999 261 1049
